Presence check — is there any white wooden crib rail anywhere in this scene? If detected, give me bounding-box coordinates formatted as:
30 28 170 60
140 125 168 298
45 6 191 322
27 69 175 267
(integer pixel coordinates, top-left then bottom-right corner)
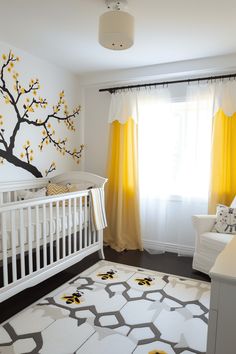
0 182 47 204
0 189 104 302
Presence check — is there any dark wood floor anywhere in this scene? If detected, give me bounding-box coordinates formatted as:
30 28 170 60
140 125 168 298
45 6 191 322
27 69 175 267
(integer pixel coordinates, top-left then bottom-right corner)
0 247 209 324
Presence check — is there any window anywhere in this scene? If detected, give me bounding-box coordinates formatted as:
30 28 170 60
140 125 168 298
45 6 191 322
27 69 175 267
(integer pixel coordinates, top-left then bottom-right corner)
138 99 212 200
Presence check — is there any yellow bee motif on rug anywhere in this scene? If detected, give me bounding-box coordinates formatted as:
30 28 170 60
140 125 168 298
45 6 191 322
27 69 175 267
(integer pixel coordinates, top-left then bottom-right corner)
97 269 117 280
135 276 155 286
62 290 84 305
149 351 167 354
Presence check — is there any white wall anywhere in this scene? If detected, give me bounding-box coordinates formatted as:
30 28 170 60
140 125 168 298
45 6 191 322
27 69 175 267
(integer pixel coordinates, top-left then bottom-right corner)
80 52 236 86
0 41 84 181
84 87 110 177
82 52 236 179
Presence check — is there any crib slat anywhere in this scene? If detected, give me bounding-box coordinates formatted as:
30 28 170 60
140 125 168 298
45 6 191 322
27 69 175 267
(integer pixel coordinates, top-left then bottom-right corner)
79 197 83 249
0 192 3 205
68 199 72 255
2 212 8 286
73 197 77 252
11 210 17 282
35 205 40 270
62 200 66 258
49 202 53 264
88 196 91 246
43 204 47 267
13 191 17 202
56 201 60 261
7 191 11 203
28 207 33 274
19 208 25 278
84 196 87 248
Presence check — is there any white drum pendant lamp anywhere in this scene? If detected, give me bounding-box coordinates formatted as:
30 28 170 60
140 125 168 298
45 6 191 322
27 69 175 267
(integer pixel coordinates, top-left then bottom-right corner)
99 0 134 50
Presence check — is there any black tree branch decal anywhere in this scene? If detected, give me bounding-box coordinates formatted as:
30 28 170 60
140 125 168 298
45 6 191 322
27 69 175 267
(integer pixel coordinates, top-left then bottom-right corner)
0 51 84 177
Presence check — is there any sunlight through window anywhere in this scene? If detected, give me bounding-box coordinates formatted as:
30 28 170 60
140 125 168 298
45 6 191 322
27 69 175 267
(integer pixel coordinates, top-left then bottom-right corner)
138 100 212 200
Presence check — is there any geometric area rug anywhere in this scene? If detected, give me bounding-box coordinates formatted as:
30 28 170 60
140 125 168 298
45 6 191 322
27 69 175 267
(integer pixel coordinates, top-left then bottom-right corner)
0 260 210 354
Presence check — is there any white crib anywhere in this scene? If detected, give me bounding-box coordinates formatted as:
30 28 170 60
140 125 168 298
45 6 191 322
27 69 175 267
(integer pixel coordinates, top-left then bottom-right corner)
0 171 107 303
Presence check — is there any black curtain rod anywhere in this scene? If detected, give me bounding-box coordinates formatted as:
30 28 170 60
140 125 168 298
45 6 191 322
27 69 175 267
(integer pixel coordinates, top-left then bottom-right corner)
99 72 236 94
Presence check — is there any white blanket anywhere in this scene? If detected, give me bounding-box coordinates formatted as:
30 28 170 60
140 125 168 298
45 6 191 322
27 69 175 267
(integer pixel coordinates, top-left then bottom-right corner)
90 188 107 231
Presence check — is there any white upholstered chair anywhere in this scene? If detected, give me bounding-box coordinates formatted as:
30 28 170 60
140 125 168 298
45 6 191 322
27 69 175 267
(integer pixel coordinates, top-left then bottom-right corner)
192 197 236 275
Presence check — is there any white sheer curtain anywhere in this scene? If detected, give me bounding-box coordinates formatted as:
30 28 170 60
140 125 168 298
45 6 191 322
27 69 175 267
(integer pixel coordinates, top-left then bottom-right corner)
138 85 214 255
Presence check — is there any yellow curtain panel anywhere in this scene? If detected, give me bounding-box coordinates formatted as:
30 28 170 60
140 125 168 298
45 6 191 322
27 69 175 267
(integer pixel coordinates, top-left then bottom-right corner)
209 108 236 213
104 117 143 252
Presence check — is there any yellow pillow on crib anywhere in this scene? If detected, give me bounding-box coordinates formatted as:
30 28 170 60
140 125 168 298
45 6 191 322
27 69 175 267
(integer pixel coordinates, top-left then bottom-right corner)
46 183 88 208
46 183 69 196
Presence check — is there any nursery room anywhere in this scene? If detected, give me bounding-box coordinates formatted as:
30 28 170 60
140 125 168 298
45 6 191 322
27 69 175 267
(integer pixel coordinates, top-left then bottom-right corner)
0 0 236 353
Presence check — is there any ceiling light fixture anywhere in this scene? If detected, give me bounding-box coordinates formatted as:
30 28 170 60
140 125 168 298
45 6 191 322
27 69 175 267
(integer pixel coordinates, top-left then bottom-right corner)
99 0 134 50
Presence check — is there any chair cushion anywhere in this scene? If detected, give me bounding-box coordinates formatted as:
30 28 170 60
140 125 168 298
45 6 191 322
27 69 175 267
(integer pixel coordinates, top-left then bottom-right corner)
213 204 236 234
201 232 235 253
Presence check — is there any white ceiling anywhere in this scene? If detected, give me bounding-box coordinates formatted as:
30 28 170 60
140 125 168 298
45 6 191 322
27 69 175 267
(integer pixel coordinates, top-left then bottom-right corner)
0 0 236 75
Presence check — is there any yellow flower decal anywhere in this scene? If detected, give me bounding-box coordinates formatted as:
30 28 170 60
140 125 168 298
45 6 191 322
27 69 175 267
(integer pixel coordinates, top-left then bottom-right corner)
27 106 34 113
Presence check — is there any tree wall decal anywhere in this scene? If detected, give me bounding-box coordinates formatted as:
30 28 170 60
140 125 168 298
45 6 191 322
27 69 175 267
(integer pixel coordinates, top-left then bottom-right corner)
0 50 83 178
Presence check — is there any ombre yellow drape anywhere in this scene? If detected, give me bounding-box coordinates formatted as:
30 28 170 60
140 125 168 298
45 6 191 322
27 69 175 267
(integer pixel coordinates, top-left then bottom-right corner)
209 108 236 213
104 117 143 252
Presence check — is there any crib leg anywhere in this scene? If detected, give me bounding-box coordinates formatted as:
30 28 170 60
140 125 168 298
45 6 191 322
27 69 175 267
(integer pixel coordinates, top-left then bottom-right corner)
98 230 105 260
98 247 105 260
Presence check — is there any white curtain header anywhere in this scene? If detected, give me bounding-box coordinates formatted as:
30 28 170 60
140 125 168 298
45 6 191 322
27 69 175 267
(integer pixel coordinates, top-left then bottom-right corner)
212 80 236 116
108 80 236 124
108 88 171 124
108 92 138 124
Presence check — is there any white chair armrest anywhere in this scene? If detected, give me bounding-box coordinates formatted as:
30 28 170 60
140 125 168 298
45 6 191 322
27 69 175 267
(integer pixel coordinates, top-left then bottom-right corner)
192 215 216 235
230 196 236 207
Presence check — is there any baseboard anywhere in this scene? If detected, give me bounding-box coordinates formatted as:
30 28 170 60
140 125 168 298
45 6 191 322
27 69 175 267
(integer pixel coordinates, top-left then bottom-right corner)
143 239 194 256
